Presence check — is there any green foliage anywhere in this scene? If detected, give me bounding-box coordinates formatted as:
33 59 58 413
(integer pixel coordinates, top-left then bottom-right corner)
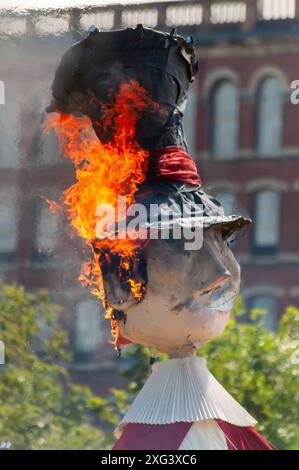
0 283 120 450
120 297 299 450
1 283 298 450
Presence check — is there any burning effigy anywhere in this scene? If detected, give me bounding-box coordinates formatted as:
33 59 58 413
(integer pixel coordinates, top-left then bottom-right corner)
45 25 272 450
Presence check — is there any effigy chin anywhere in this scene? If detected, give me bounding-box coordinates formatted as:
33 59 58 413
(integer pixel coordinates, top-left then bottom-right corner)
48 25 272 450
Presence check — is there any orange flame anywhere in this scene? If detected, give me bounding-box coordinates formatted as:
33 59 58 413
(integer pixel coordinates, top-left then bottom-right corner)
41 196 59 214
43 81 159 347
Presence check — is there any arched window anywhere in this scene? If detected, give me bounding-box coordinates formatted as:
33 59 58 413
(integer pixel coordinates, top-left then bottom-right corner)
0 91 20 168
250 295 278 331
0 186 18 261
39 82 61 164
211 80 239 160
253 190 280 254
183 85 197 157
31 198 60 262
215 190 236 215
74 299 103 362
0 80 4 105
216 190 238 247
257 77 284 157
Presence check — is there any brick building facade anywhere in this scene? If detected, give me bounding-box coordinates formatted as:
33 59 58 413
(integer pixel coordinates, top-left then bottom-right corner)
192 3 299 328
0 1 298 387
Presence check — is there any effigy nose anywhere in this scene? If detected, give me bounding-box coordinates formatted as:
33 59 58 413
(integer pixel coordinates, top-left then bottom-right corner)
200 271 231 296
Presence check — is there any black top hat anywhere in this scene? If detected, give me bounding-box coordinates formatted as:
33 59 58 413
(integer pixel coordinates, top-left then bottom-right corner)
48 25 251 238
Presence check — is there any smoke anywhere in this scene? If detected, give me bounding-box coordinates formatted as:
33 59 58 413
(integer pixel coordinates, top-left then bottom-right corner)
0 8 116 355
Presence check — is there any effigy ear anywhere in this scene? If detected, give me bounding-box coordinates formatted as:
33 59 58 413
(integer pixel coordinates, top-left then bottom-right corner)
100 251 148 310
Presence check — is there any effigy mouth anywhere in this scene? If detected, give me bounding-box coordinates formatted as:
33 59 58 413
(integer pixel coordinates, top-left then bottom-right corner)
176 284 239 315
207 286 239 312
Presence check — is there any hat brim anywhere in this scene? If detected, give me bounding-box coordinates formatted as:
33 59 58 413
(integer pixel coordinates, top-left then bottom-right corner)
132 181 251 237
138 214 251 239
99 181 252 241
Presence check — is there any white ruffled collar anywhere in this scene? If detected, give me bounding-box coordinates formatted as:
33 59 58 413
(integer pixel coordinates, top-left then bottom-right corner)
116 356 256 435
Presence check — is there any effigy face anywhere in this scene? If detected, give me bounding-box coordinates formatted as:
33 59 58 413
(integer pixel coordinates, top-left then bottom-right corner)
103 226 240 357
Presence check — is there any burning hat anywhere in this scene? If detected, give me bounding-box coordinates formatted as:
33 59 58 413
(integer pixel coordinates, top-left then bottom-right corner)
48 25 250 239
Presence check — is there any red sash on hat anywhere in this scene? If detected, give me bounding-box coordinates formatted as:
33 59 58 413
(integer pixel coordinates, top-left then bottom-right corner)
149 146 202 186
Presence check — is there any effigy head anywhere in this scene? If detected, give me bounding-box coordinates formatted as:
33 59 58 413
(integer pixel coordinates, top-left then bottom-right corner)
103 231 240 357
100 181 248 357
47 25 251 357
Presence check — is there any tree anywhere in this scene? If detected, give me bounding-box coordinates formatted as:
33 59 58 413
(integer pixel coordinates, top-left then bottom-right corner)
0 282 120 450
119 297 299 450
1 282 298 450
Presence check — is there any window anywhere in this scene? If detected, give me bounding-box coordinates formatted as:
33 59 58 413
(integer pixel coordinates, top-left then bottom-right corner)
257 77 284 157
81 11 115 31
40 127 61 164
31 199 59 262
259 0 295 20
35 83 61 164
0 94 20 168
0 80 4 105
215 190 238 246
211 80 239 160
0 187 18 261
31 298 55 352
250 295 278 331
253 190 280 254
166 4 203 26
215 191 236 215
210 2 247 24
122 9 158 28
74 299 103 362
183 85 197 156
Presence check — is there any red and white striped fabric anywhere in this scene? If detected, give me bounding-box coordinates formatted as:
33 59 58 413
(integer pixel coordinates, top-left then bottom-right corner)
113 420 272 450
113 357 272 451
